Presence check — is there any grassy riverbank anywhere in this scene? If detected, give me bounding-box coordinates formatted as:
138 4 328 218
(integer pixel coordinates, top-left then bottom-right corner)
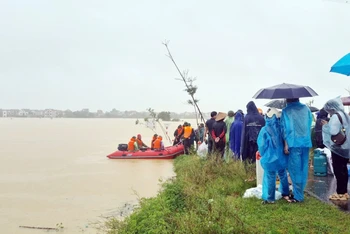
104 155 350 233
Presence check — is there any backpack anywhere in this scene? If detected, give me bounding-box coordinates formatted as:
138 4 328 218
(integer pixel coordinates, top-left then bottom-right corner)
118 144 128 151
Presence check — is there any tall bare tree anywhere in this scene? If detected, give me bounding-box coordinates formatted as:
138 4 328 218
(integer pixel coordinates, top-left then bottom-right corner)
163 41 206 126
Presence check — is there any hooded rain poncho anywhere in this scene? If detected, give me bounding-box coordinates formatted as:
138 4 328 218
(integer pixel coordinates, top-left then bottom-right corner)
322 97 350 159
280 101 312 148
280 100 312 202
230 112 243 158
257 115 287 171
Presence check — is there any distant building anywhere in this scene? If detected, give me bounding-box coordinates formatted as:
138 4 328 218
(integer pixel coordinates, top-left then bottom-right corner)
18 109 29 117
44 109 57 118
97 110 104 117
2 110 7 117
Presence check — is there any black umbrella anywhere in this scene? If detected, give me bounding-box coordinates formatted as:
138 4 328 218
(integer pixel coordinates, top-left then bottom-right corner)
253 83 318 99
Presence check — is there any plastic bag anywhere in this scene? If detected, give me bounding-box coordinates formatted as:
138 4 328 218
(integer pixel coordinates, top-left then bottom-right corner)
243 185 282 200
197 143 208 158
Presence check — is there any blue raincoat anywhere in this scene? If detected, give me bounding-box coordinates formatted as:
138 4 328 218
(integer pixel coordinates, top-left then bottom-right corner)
258 115 289 201
280 100 312 202
229 112 243 159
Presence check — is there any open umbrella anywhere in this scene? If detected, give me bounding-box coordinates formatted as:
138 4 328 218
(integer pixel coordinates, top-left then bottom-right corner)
265 99 319 112
264 99 286 109
253 83 318 99
330 53 350 76
341 96 350 106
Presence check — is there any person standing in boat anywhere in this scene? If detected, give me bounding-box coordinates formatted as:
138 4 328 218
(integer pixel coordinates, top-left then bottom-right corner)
151 134 158 150
136 134 148 149
153 136 164 151
128 136 139 152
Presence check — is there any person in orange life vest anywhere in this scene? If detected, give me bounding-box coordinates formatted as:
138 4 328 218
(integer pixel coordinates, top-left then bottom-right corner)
173 125 183 145
182 122 193 155
136 134 148 148
153 136 164 150
128 136 139 152
151 134 158 150
211 112 227 159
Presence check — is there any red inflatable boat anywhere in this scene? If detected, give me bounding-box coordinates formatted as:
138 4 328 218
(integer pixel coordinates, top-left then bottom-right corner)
106 144 184 159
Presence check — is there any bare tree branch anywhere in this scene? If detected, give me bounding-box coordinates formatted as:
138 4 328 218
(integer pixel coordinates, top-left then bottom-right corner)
163 41 205 125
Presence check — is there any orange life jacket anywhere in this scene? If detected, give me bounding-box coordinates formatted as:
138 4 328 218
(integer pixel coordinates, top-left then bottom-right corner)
177 127 183 136
128 138 136 151
136 139 144 147
151 136 157 148
183 126 193 139
153 136 162 150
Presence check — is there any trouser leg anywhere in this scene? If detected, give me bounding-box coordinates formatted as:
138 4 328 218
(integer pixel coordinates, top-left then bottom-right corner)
332 152 349 194
277 169 290 196
262 170 277 201
184 139 190 155
288 147 309 201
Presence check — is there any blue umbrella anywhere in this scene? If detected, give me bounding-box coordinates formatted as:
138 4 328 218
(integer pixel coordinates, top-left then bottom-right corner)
330 53 350 76
253 83 318 99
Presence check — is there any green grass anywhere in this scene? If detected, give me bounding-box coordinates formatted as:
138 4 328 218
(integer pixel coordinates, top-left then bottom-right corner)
103 155 350 234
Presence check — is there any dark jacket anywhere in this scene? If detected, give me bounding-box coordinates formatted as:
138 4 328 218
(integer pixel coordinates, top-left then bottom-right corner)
314 108 329 148
211 120 227 142
241 101 265 160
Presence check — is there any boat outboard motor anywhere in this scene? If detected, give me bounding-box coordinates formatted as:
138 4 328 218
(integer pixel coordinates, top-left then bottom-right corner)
118 144 128 151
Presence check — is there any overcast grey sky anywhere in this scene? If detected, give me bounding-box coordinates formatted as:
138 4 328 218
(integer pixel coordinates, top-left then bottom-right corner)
0 0 349 113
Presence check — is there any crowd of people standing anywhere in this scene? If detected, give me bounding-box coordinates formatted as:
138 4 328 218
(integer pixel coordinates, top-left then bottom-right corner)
203 97 349 204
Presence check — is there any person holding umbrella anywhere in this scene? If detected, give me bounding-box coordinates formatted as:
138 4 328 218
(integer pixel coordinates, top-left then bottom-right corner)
253 83 318 203
280 98 313 203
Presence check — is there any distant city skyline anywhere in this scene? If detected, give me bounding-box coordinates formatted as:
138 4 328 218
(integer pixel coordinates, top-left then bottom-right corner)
0 108 211 119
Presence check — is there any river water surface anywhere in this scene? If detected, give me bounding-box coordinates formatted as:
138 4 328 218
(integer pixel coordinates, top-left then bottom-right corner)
0 118 196 233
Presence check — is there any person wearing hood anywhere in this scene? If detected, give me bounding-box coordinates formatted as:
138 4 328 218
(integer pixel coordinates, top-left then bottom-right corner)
257 108 289 204
230 111 243 159
224 110 235 160
211 112 227 159
280 98 312 203
128 136 139 152
240 101 265 163
321 97 350 201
